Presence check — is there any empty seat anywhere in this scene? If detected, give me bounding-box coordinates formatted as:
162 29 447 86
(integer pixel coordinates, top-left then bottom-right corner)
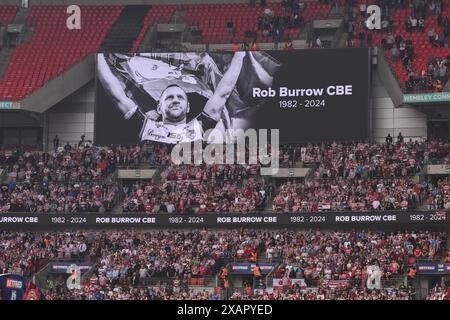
0 5 123 100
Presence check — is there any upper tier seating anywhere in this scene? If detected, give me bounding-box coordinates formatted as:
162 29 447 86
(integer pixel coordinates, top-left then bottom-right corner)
352 0 450 91
0 5 17 24
0 6 123 101
182 2 331 44
0 2 448 100
131 5 177 52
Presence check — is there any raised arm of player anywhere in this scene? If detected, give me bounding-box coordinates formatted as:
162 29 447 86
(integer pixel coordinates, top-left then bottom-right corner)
203 51 245 121
97 54 138 120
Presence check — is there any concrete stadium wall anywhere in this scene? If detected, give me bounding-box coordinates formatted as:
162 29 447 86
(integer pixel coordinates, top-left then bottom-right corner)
45 81 95 149
0 111 42 127
371 69 427 143
376 48 404 108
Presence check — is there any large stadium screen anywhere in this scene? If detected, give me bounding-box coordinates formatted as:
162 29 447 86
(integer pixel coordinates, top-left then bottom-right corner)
95 49 370 145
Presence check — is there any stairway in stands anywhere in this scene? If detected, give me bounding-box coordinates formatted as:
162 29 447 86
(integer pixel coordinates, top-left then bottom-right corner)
11 5 30 24
100 5 151 52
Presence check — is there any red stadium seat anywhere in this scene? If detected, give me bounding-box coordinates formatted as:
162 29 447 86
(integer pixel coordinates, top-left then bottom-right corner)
352 0 450 90
0 5 123 101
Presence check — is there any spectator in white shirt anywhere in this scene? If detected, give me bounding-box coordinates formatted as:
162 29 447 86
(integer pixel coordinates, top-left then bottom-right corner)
410 17 418 30
418 18 425 32
381 18 389 31
165 202 175 213
360 3 367 17
315 36 322 48
372 199 381 210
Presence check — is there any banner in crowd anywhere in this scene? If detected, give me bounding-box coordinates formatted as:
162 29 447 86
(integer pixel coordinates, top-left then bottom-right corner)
229 263 275 274
416 263 450 274
0 211 447 229
95 49 370 144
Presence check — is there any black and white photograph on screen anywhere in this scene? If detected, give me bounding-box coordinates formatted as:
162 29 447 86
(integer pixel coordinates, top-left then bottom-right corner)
95 49 370 145
96 51 282 145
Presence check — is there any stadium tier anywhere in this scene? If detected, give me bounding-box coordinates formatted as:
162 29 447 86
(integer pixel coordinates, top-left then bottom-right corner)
0 5 17 25
0 5 123 100
131 5 177 53
0 229 448 300
181 2 331 44
1 140 450 214
351 0 450 91
0 1 448 100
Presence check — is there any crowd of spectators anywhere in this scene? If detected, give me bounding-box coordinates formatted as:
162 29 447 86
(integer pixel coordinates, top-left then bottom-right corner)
267 230 446 281
273 177 425 212
0 181 118 213
425 177 450 209
0 146 118 212
0 141 172 172
426 284 450 300
273 139 450 212
256 1 305 43
275 139 450 174
306 140 424 178
0 142 177 213
234 0 449 93
122 164 270 213
43 280 449 300
0 146 121 213
339 0 449 92
230 286 415 300
45 285 219 300
1 229 446 300
1 147 112 184
405 54 449 92
0 231 88 276
2 138 450 213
